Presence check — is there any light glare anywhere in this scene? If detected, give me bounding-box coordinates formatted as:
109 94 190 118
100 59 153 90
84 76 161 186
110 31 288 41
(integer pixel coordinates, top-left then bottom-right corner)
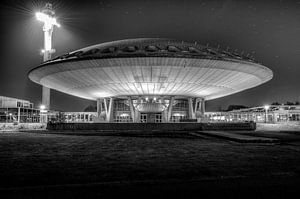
36 12 60 29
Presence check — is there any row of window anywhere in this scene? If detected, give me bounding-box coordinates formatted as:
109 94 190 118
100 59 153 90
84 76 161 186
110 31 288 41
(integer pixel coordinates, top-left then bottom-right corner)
52 45 254 62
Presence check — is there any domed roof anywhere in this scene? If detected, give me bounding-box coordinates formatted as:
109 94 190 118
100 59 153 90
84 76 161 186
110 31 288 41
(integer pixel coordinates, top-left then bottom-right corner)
40 38 258 66
28 38 273 101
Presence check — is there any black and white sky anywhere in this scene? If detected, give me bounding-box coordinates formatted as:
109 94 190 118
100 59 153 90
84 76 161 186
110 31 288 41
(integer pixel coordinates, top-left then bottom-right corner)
0 0 299 111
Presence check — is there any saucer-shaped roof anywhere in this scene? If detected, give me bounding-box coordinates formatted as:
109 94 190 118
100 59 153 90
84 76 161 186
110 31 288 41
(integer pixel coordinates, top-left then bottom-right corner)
28 38 273 100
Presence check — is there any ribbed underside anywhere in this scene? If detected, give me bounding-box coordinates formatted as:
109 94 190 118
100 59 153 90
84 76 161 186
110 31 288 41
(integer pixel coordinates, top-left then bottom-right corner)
29 57 273 101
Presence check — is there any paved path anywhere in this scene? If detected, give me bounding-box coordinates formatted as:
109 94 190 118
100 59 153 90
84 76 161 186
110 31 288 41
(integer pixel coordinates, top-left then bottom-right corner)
194 131 279 143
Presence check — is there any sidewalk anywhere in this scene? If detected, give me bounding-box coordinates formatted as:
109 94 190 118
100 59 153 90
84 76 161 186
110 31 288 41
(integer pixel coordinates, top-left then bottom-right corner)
194 131 279 143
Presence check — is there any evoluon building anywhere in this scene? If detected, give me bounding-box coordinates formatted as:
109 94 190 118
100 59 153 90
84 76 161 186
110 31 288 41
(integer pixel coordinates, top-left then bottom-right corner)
28 38 273 123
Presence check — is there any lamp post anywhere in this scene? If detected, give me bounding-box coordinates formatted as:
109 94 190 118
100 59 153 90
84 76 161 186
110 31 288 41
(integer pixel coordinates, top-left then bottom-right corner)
264 105 270 123
39 104 47 123
36 3 60 111
9 113 12 123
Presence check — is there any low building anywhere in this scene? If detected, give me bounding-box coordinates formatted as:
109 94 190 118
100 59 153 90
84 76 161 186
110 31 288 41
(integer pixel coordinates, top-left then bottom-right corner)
205 105 300 124
63 112 96 123
0 96 40 123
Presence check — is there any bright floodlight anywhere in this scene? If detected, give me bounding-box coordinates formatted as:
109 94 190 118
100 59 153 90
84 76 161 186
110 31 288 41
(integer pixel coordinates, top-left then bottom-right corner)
264 105 270 110
36 12 60 28
40 105 46 110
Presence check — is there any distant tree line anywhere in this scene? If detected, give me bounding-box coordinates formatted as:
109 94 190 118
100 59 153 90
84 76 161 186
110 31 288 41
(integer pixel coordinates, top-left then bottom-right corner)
226 101 300 111
271 101 299 105
83 105 97 112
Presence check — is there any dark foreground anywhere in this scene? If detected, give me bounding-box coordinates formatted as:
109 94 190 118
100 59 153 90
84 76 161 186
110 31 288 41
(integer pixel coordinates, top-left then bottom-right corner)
0 131 299 198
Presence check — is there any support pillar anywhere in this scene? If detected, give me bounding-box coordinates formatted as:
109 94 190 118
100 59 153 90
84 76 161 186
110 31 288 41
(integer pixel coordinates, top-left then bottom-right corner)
103 98 108 117
188 97 196 119
194 98 200 114
162 98 168 122
200 99 205 116
96 99 103 117
167 97 174 122
106 98 114 122
17 107 20 123
135 97 142 122
128 97 135 122
42 86 50 110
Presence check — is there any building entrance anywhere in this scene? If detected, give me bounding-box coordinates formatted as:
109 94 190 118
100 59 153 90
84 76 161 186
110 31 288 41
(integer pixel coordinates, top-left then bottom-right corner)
140 112 162 123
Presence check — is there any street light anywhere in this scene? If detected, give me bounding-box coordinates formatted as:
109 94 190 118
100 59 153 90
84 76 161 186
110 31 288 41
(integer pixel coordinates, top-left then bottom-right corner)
39 104 47 123
264 105 270 123
40 105 46 111
36 3 60 61
36 3 60 111
9 113 12 122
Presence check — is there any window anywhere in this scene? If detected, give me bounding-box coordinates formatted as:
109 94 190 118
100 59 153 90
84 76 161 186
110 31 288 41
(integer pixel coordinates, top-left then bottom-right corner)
101 47 117 53
188 47 200 53
140 114 147 123
155 113 162 123
82 48 100 56
123 46 137 52
167 45 180 52
145 45 158 52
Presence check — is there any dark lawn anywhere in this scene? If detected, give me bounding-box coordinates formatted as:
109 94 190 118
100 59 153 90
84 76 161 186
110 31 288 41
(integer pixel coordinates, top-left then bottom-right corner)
0 132 299 198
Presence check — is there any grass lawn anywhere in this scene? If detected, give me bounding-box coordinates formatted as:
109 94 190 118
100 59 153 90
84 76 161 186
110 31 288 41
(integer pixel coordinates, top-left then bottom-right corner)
0 132 299 198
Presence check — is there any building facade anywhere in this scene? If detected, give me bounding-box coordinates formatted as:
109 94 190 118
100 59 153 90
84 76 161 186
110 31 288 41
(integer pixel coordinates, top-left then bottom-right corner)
0 96 40 123
28 38 273 123
205 105 300 124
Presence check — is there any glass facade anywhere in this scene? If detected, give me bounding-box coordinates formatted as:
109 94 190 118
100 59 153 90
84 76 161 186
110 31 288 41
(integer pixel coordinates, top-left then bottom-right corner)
0 108 40 123
205 105 300 123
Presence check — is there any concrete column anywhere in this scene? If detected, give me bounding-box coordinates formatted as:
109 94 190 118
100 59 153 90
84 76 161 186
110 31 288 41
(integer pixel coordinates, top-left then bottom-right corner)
106 98 114 122
167 97 174 122
200 99 205 115
17 107 20 123
135 110 140 123
194 98 200 114
162 98 168 122
127 97 135 122
42 86 50 110
103 98 108 117
96 99 104 117
135 97 142 122
188 97 196 119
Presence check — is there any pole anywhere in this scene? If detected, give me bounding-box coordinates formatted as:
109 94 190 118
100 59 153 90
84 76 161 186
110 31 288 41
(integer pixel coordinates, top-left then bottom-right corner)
37 3 60 111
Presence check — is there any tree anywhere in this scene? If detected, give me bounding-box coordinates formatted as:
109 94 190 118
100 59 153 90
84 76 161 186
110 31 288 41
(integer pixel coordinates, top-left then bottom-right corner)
83 105 96 112
226 105 248 111
285 101 294 105
271 102 280 105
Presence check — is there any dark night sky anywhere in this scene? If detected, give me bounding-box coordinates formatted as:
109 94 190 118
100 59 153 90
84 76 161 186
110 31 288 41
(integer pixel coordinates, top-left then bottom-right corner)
0 0 299 111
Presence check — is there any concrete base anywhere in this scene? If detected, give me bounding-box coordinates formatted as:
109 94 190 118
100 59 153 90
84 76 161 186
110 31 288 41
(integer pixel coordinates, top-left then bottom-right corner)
47 122 256 131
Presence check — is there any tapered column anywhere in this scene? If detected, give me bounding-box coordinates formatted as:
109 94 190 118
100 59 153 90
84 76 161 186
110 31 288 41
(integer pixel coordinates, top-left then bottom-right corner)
17 107 20 123
200 99 205 115
96 99 103 117
162 98 168 122
42 86 50 110
188 97 196 119
167 97 174 122
106 98 114 122
103 98 108 117
128 97 135 122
